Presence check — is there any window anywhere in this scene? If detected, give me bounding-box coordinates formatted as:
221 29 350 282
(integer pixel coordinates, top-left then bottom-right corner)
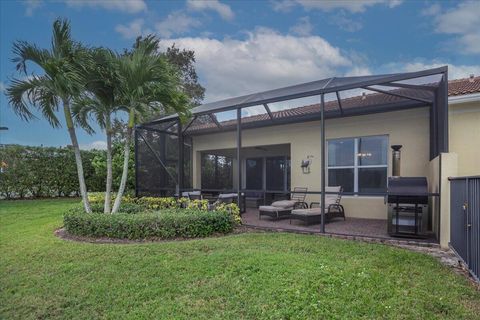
327 135 388 194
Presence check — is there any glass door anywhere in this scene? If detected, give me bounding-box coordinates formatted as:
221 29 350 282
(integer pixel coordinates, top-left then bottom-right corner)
266 156 290 191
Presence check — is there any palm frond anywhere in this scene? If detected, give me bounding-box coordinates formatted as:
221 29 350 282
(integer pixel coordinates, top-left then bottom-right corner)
12 41 50 74
52 18 72 58
72 96 103 134
6 75 60 127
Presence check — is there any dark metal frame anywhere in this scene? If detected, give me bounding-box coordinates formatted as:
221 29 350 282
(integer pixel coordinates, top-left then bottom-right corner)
135 67 449 235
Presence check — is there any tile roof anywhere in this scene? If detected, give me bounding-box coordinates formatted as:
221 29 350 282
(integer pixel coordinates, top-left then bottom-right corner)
183 76 480 134
447 76 480 96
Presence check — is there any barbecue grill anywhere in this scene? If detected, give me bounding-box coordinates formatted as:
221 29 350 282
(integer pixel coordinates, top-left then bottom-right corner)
387 176 429 237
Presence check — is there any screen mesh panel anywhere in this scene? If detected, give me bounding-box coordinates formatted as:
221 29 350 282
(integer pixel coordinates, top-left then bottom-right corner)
136 119 192 196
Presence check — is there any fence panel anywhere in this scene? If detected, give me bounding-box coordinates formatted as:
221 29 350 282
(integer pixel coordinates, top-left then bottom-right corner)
450 176 480 282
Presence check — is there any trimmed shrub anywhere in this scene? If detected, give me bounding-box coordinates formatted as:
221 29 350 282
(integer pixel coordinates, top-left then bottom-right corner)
64 208 236 239
84 193 242 225
87 202 146 214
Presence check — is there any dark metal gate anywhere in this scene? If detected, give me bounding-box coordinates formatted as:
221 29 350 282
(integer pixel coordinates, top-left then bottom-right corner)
449 176 480 282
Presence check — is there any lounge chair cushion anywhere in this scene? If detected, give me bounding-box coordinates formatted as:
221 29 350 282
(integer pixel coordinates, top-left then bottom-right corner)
259 205 291 212
292 208 324 215
218 193 237 199
271 200 297 208
182 191 201 197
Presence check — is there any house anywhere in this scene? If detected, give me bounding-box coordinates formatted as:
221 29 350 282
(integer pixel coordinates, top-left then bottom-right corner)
135 67 480 249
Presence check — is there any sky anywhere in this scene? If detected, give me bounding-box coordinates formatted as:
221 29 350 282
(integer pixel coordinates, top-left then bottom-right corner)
0 0 479 149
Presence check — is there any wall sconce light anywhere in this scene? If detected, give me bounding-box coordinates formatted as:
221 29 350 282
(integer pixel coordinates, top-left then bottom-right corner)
301 155 313 174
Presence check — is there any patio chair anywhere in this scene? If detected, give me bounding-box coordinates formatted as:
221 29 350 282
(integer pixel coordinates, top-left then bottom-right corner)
258 187 308 220
181 190 202 200
289 186 345 225
208 193 237 210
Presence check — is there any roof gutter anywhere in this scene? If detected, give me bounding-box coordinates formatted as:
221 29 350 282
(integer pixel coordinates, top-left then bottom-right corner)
448 92 480 105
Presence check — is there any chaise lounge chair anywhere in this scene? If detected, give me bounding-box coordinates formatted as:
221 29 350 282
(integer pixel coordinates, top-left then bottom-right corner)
182 190 203 200
258 187 308 220
289 186 345 225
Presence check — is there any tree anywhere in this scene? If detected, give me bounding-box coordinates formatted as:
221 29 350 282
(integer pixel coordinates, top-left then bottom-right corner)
5 19 92 212
73 47 120 213
111 35 190 213
163 44 205 106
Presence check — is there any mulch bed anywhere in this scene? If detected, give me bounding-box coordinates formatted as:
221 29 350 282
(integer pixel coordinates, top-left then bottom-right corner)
54 225 255 244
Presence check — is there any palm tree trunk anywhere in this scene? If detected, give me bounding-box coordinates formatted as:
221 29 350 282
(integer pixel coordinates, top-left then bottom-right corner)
104 114 113 213
63 99 92 213
111 110 134 213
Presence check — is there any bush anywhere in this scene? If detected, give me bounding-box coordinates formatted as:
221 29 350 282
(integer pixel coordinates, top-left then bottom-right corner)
85 193 242 224
87 202 146 214
64 208 236 239
0 145 109 199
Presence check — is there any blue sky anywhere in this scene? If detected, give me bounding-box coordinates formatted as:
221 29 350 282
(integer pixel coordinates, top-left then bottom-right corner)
1 0 479 149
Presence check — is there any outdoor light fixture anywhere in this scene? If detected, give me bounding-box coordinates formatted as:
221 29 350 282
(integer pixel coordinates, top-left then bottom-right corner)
301 155 313 174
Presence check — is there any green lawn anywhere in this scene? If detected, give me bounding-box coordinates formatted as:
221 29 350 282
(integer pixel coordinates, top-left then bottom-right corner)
1 199 479 319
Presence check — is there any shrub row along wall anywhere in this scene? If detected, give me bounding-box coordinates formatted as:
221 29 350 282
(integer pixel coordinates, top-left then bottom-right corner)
0 144 134 199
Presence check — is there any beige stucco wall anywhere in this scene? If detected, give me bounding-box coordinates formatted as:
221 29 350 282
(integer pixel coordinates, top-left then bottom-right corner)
427 155 440 240
438 152 458 248
449 101 480 176
192 107 431 220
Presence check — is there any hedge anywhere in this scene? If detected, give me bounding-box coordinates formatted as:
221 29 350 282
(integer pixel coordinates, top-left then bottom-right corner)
87 193 242 224
64 209 236 240
0 144 134 199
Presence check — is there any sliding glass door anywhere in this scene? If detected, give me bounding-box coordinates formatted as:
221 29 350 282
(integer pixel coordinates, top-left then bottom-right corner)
245 156 290 192
266 157 289 191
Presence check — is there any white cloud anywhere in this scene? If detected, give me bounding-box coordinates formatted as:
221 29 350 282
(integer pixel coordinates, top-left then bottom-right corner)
0 81 5 93
187 0 234 21
115 19 151 39
428 1 480 54
421 3 441 16
155 12 201 39
329 11 363 32
270 0 296 12
158 28 355 102
345 66 372 77
272 0 402 13
384 61 480 80
80 140 107 150
24 0 42 16
289 16 313 36
64 0 147 13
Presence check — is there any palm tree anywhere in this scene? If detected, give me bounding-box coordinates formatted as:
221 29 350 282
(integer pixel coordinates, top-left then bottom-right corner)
73 47 120 213
6 18 92 212
111 36 190 213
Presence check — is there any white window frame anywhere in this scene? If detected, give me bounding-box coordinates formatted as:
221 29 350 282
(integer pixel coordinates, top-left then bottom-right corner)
327 135 388 194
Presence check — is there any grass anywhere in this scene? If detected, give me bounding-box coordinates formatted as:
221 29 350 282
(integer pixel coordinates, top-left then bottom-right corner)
1 199 479 319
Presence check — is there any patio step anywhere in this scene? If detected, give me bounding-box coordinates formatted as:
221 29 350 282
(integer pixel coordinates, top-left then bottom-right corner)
243 224 441 249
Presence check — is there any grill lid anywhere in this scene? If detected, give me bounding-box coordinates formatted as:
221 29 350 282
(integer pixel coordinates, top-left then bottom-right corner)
387 177 428 195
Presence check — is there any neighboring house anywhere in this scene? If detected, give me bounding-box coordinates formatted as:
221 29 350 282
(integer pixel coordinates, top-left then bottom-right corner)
135 67 480 248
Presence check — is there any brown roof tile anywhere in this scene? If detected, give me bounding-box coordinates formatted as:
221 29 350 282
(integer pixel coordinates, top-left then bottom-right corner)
447 76 480 96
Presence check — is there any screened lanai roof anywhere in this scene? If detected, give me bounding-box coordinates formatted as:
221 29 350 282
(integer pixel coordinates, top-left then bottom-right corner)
143 66 447 128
